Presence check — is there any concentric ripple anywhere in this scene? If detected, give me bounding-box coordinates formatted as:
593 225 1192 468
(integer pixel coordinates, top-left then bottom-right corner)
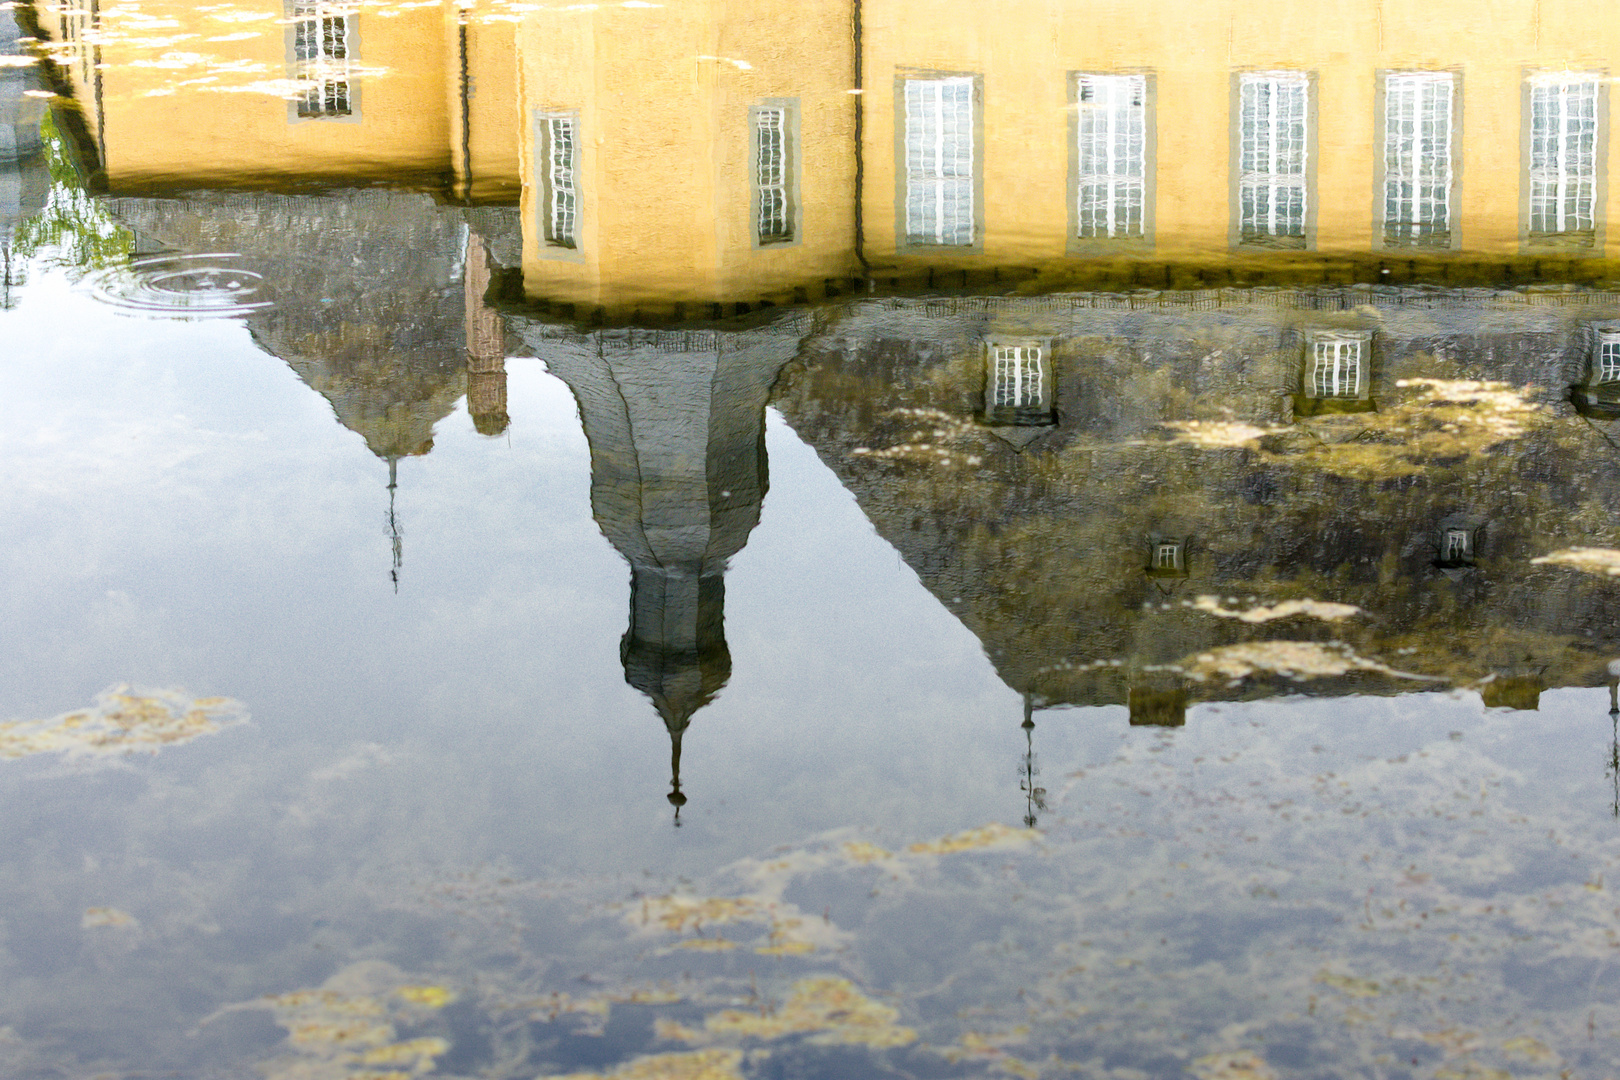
85 253 274 318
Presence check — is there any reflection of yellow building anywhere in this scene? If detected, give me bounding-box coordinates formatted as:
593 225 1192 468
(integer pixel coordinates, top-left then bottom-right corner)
31 0 518 196
25 0 1620 311
513 0 858 315
864 0 1620 277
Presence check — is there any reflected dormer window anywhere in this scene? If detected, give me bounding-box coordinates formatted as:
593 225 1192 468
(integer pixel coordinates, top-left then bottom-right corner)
1443 528 1473 563
1597 328 1620 384
1434 517 1482 570
1310 335 1363 398
290 1 352 119
1571 325 1620 417
1146 537 1188 578
1296 330 1374 415
984 342 1054 425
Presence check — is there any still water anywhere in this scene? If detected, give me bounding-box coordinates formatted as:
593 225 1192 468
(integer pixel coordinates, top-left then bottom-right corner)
6 1 1620 1077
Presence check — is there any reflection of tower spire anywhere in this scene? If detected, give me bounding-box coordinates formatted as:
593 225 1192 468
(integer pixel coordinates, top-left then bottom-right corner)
1019 694 1045 828
386 455 402 593
521 319 809 818
1608 676 1619 820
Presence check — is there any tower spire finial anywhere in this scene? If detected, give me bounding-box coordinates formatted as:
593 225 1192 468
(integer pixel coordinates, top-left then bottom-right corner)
387 455 402 593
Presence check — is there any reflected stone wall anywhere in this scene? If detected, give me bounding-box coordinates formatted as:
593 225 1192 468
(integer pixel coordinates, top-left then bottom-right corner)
773 290 1620 713
110 190 472 461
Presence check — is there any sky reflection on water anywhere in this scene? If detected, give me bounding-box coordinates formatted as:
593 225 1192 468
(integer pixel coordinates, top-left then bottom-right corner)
7 0 1620 1077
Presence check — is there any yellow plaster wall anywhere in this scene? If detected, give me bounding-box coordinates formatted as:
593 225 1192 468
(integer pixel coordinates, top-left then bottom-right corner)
516 0 858 312
40 0 454 188
862 0 1620 271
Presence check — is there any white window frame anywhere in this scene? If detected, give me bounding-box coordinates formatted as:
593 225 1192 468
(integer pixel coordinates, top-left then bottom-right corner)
1306 333 1368 400
1235 71 1311 246
751 102 798 247
990 345 1045 410
1527 72 1603 244
1595 329 1620 383
1154 542 1182 570
901 75 977 249
289 1 354 121
1073 73 1149 243
1443 528 1474 563
1380 71 1457 248
538 112 580 251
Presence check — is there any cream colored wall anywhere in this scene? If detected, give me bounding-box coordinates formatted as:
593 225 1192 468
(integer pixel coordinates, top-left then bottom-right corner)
36 1 454 187
516 0 858 312
862 0 1620 270
464 10 520 199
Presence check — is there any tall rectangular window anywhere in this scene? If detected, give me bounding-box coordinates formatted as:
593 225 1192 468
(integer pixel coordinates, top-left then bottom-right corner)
1382 72 1455 247
903 76 976 247
991 345 1044 409
1075 73 1147 241
540 114 579 249
1237 71 1309 246
1528 73 1601 244
753 105 794 246
291 1 351 119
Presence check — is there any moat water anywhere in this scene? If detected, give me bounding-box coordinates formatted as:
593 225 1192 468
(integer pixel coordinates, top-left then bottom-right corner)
6 2 1620 1079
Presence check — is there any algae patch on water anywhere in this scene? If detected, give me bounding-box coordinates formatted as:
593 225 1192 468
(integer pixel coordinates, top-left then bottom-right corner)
540 1049 746 1080
0 685 248 761
1189 596 1362 624
1531 547 1620 577
663 977 916 1050
221 962 454 1080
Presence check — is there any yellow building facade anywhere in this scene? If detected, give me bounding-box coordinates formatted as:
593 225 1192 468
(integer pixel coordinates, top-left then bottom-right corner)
30 0 518 193
512 0 859 315
23 0 1620 310
864 0 1620 276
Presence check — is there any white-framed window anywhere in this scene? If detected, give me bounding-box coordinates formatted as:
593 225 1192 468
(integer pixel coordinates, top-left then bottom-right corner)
753 105 793 245
1528 73 1601 239
991 345 1044 409
1154 541 1183 571
1308 335 1365 398
1238 71 1309 244
541 114 579 249
904 76 975 247
1383 71 1455 246
291 1 352 119
1443 528 1474 563
1076 73 1147 240
1596 330 1620 383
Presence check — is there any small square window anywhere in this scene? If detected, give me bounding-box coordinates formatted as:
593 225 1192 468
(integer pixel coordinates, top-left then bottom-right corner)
1596 331 1620 384
1146 538 1188 578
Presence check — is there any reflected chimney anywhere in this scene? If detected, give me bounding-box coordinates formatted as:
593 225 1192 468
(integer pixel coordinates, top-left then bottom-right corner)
465 233 509 436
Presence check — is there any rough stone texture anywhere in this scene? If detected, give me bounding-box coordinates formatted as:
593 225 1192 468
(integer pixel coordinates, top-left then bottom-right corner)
772 289 1620 712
